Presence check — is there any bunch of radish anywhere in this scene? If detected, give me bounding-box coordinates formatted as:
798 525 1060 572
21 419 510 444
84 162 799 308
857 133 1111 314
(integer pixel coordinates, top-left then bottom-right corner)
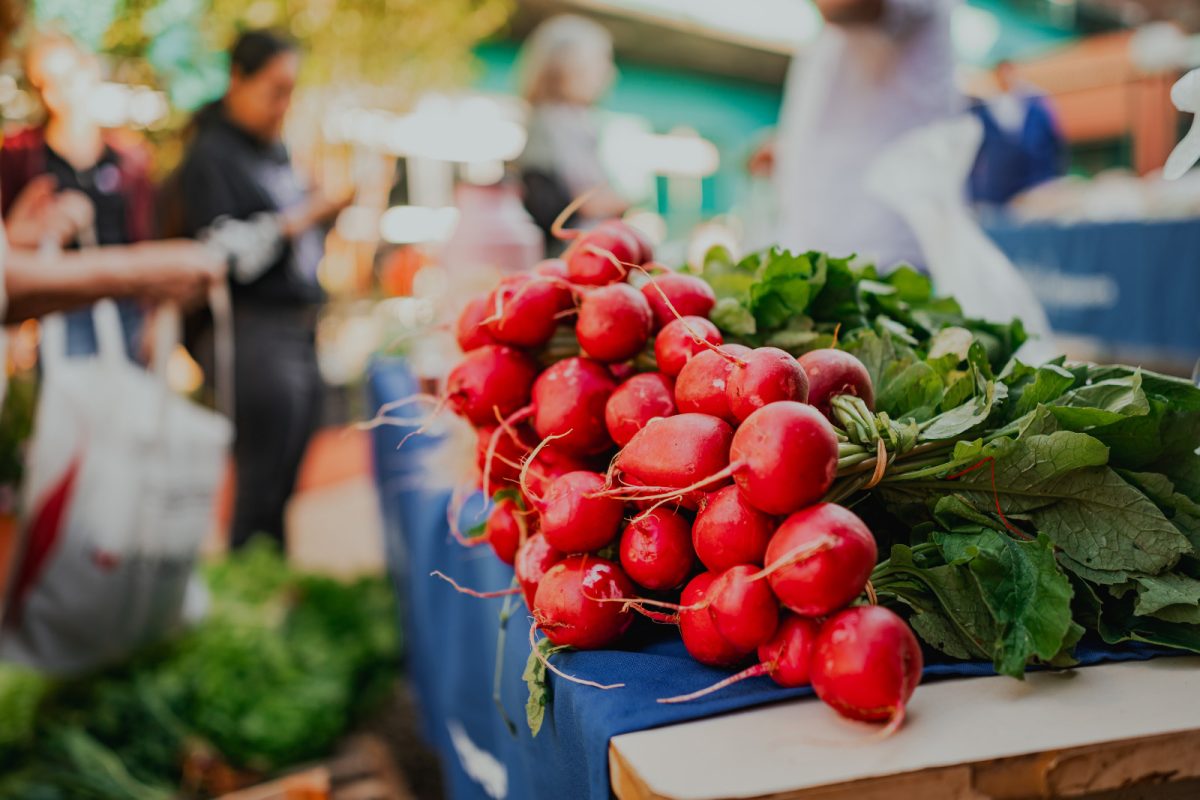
441 218 922 731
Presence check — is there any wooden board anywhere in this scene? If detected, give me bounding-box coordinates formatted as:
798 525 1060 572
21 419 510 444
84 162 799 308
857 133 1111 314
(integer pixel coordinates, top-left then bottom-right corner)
610 657 1200 800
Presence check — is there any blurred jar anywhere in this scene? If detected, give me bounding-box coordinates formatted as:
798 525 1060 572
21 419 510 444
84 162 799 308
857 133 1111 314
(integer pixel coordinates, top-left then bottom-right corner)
412 183 544 383
441 182 544 281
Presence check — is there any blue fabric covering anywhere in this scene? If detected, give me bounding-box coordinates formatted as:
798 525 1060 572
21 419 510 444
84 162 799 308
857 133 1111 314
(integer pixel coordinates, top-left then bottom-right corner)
987 217 1200 360
969 96 1065 206
368 358 1176 800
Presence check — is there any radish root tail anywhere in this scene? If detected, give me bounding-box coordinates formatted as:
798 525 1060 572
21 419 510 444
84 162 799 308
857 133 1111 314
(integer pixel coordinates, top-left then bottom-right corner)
528 620 624 690
657 662 773 704
431 570 520 599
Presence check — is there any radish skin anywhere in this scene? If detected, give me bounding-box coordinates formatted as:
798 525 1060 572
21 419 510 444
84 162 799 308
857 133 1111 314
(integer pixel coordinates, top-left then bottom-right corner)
618 508 695 591
654 316 724 377
692 485 776 572
605 373 677 447
678 573 751 668
707 565 780 651
726 347 810 422
539 471 625 553
534 556 636 649
486 497 524 565
615 413 734 493
641 272 716 329
532 357 617 456
764 503 878 617
798 349 875 420
484 275 563 348
577 283 654 363
456 297 497 352
730 402 838 515
446 345 539 427
675 345 752 423
810 606 923 726
515 532 564 609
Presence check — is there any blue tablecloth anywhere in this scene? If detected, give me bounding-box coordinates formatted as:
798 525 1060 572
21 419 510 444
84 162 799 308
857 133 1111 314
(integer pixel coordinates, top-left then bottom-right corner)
368 358 1172 800
987 217 1200 360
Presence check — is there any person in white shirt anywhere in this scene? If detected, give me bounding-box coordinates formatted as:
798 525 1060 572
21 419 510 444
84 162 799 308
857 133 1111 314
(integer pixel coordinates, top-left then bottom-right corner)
751 0 960 269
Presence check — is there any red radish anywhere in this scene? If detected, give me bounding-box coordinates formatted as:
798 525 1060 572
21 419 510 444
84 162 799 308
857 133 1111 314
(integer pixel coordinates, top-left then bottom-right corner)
539 471 625 553
730 402 838 515
515 532 563 608
675 344 752 422
726 347 810 422
576 283 654 362
641 272 717 329
534 258 575 311
678 572 750 668
484 275 562 348
567 226 639 285
605 373 677 447
532 358 617 456
618 222 654 264
798 349 875 420
658 613 820 704
692 485 775 572
654 316 723 377
446 345 539 427
615 413 733 493
764 503 877 617
455 297 496 352
534 556 636 649
476 424 532 490
536 258 569 279
486 497 524 565
758 614 821 688
707 565 779 651
521 442 594 505
619 508 695 591
810 606 923 724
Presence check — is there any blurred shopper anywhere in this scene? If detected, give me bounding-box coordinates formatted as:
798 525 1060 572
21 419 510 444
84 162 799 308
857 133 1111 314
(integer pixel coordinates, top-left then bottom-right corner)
517 15 627 250
968 61 1066 207
168 30 349 550
1 31 156 356
751 0 959 269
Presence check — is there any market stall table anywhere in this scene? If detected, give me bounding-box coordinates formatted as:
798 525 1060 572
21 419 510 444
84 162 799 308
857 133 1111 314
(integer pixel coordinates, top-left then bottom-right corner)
986 216 1200 364
611 656 1200 799
367 359 1192 800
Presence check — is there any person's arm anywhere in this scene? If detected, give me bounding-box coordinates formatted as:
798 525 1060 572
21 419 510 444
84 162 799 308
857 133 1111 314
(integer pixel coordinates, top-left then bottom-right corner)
814 0 884 24
4 239 226 323
816 0 936 33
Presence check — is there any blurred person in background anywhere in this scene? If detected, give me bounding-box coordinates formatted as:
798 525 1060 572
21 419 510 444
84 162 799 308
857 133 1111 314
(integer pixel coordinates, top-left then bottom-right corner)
750 0 959 269
1 31 156 356
167 29 350 551
0 3 223 326
517 14 627 251
968 60 1066 207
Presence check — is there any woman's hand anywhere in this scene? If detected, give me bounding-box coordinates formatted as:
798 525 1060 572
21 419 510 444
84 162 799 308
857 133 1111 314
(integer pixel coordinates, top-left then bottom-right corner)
5 176 96 248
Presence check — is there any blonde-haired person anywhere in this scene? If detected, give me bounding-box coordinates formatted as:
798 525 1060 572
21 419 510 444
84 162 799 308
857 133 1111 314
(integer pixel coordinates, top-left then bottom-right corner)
517 14 627 247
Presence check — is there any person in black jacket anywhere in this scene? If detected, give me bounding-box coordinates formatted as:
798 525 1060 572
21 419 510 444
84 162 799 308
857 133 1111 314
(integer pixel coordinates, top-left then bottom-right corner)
170 30 349 550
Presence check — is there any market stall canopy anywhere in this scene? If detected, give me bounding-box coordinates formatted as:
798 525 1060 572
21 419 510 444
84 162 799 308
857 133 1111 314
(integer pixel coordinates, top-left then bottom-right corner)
510 0 1085 80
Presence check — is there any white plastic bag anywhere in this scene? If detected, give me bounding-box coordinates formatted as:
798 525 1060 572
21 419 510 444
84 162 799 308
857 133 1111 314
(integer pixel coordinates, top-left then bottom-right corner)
1165 69 1200 181
865 115 1058 364
0 300 232 673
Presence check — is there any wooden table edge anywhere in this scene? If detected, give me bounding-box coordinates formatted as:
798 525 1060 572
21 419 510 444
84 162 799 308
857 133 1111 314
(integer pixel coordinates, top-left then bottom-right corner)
610 724 1200 800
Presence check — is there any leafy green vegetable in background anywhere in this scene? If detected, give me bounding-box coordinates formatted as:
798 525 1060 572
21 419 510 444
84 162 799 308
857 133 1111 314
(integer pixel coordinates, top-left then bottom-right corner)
705 246 1200 678
0 541 399 799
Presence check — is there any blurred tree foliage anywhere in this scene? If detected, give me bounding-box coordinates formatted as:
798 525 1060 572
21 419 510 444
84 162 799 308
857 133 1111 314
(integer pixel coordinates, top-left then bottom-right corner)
36 0 514 112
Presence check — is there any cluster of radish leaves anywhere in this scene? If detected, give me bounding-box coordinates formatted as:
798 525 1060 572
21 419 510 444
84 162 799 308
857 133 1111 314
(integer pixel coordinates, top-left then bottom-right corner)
704 246 1200 680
